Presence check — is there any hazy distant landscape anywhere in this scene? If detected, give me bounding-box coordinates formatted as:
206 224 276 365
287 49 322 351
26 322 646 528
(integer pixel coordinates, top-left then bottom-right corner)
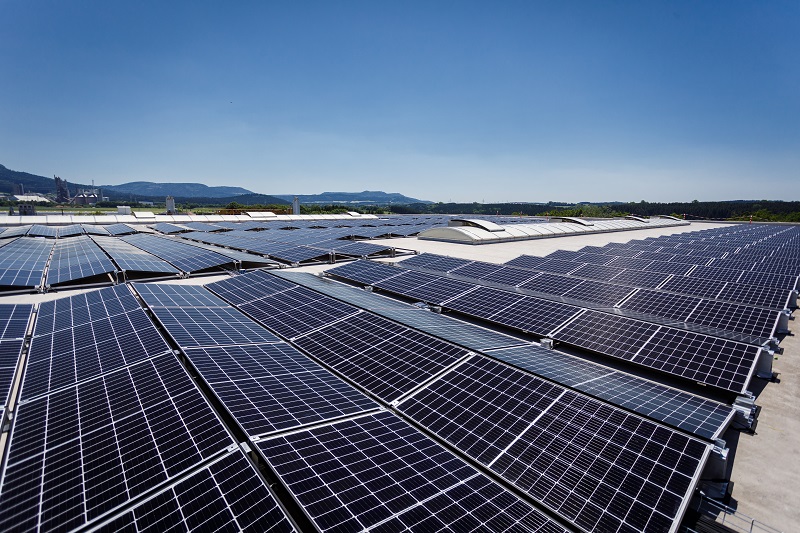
1 162 798 222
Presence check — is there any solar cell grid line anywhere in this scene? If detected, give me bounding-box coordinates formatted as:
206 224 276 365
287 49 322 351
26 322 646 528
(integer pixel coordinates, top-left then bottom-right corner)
147 306 282 349
22 306 172 401
94 449 297 533
292 312 471 403
257 411 567 533
633 329 761 394
0 354 236 533
182 343 378 438
685 300 780 340
326 259 405 286
134 282 230 308
485 345 734 440
619 289 703 322
519 272 583 296
207 269 298 305
503 254 550 270
239 287 363 339
491 390 712 533
0 304 33 339
552 310 662 362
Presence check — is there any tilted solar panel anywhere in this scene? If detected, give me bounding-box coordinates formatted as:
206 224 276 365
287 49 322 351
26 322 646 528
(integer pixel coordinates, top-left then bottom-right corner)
258 411 566 533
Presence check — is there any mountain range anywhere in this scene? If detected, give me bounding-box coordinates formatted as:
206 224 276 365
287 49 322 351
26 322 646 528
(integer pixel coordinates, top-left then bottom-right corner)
0 164 430 205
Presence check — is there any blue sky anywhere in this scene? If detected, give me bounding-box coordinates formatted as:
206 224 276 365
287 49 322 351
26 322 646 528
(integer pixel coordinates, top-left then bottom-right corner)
1 1 797 203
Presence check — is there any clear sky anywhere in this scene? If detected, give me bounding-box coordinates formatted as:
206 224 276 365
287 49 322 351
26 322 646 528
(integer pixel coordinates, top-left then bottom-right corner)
1 1 797 203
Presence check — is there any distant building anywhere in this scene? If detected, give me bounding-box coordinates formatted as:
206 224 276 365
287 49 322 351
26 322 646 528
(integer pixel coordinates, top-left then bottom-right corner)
166 196 176 214
13 194 51 203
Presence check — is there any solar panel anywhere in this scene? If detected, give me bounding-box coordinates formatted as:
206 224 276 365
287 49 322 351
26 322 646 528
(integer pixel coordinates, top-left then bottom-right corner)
0 304 33 339
398 357 711 533
147 306 282 348
504 254 549 270
449 261 505 279
569 263 627 282
520 272 583 296
92 236 180 276
487 345 734 440
44 236 117 286
0 354 235 533
104 223 137 236
27 225 58 238
23 306 171 400
0 226 31 239
239 286 362 339
0 237 53 289
686 300 779 340
717 283 793 311
561 280 636 307
332 240 394 258
32 284 141 335
641 260 696 276
737 270 799 291
293 313 470 402
479 266 541 286
135 282 230 307
182 343 377 438
535 258 583 275
275 272 734 440
208 269 297 305
150 222 188 234
326 259 403 285
95 450 296 532
492 390 710 532
553 310 661 361
121 233 233 273
257 411 565 532
375 270 474 304
485 296 584 336
607 269 672 289
620 290 702 321
0 339 25 410
399 253 472 272
659 276 728 299
633 329 759 393
55 225 85 238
